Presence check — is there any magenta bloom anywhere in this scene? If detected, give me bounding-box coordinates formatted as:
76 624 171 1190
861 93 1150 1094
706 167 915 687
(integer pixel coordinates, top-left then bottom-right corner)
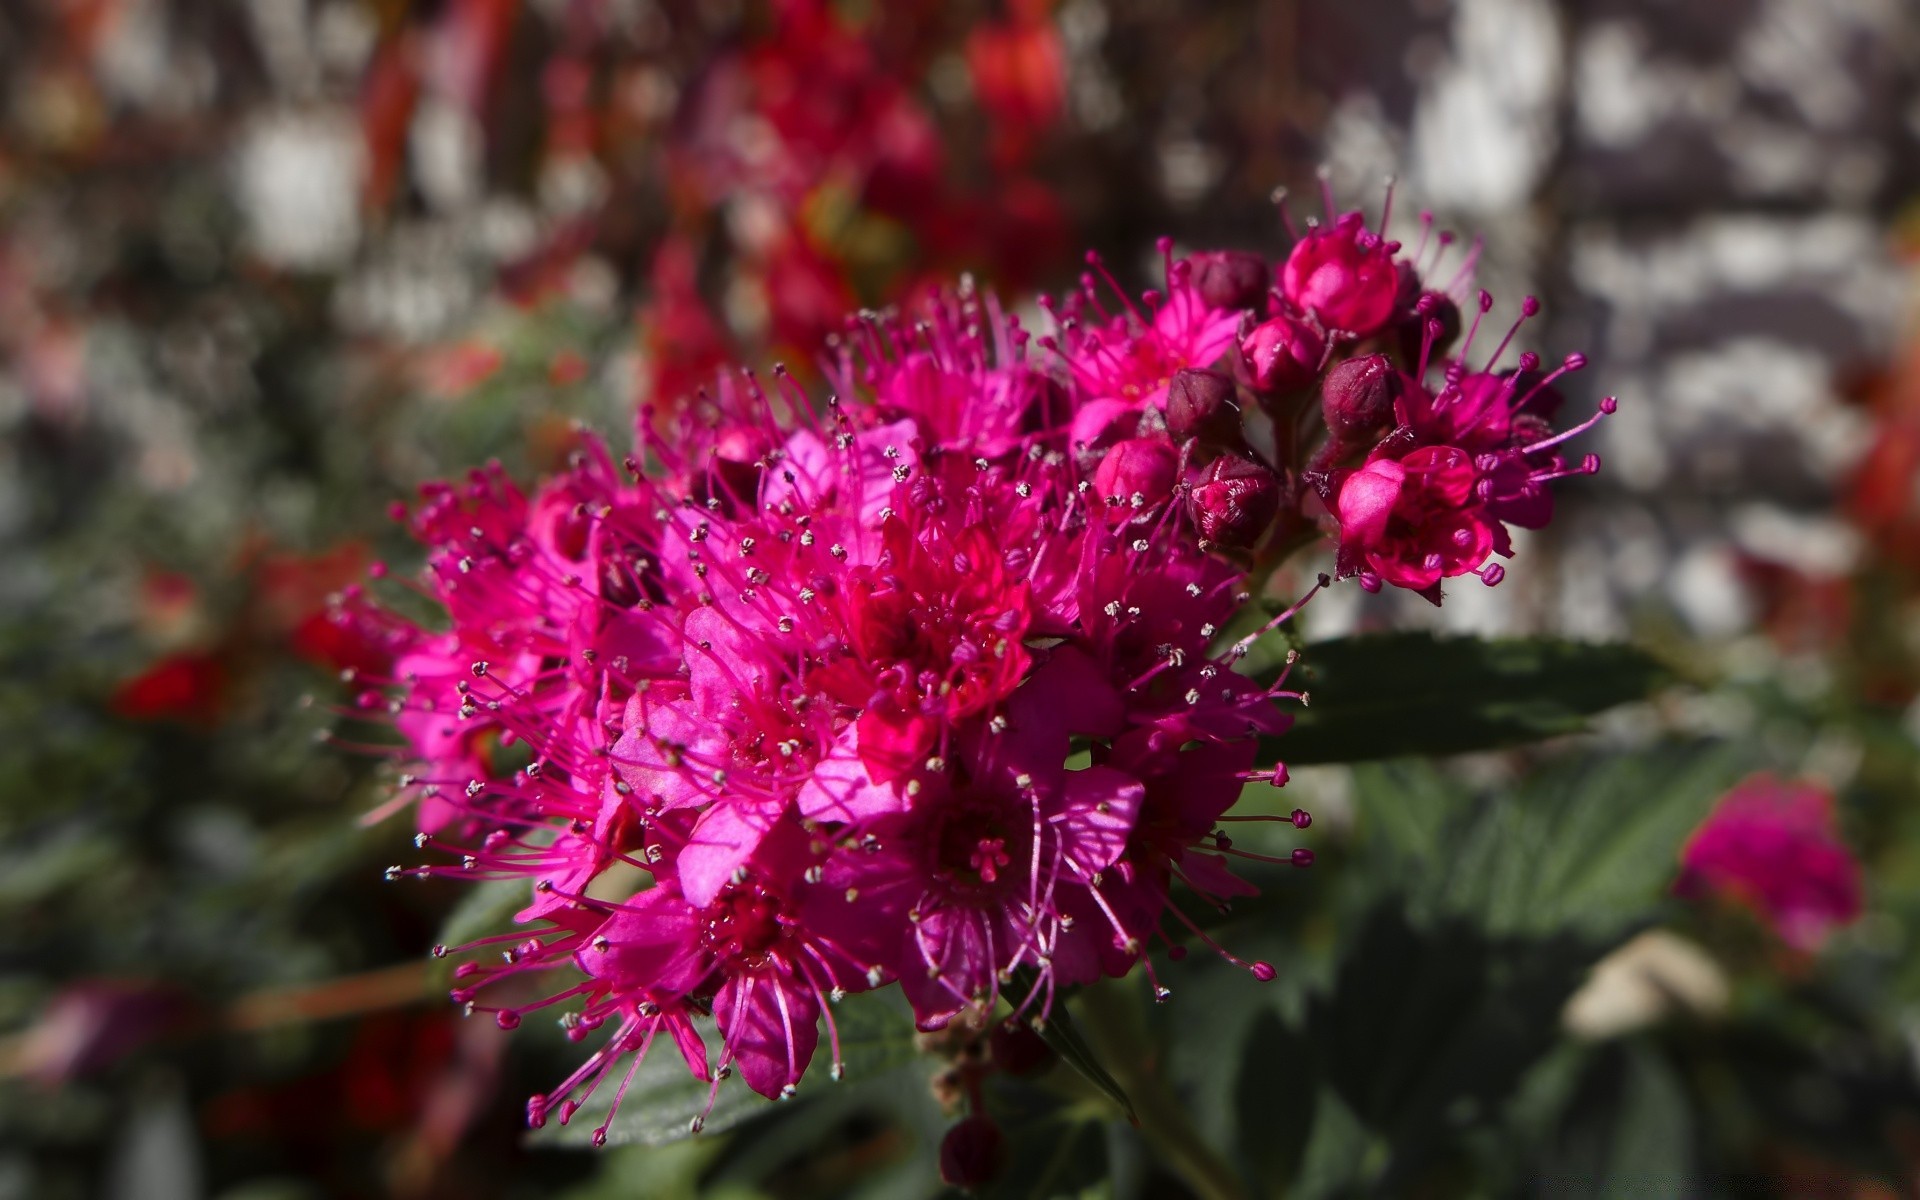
1678 775 1864 952
1280 211 1399 337
1334 446 1499 598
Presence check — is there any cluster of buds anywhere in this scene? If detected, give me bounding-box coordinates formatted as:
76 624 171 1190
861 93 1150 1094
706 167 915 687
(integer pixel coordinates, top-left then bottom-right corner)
321 199 1607 1142
1056 196 1613 603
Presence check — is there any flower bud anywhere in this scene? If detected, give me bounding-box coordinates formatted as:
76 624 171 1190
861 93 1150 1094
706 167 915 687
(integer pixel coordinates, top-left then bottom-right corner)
988 1021 1055 1076
1320 354 1399 439
1092 437 1179 507
1164 368 1241 445
1189 454 1281 549
1189 250 1271 311
1239 315 1324 395
940 1115 1007 1190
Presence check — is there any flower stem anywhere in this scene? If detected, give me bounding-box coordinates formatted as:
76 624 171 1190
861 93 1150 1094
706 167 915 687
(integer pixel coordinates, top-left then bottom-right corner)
1076 981 1255 1200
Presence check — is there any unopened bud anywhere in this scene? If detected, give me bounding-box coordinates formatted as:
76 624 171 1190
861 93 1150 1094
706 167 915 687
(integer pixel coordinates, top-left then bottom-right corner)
1164 368 1241 445
988 1021 1055 1076
1092 437 1179 508
1239 315 1324 395
1320 354 1400 438
1189 250 1271 311
1189 454 1281 550
939 1115 1007 1190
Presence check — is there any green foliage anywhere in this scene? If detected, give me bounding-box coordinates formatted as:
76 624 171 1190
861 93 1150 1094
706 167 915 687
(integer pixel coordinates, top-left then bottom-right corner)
1265 634 1675 764
1352 742 1747 938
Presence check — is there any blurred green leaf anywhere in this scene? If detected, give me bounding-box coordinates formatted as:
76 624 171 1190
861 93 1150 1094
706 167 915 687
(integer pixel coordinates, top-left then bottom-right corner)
1291 1087 1378 1199
1309 906 1590 1163
1538 1042 1695 1198
1232 1010 1318 1187
1264 634 1673 764
1353 742 1747 940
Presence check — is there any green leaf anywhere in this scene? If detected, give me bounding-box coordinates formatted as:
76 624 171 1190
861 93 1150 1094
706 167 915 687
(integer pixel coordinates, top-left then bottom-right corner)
1291 1088 1380 1199
1433 742 1746 940
1348 760 1470 869
1010 972 1138 1124
1350 743 1746 941
1262 634 1672 764
1310 905 1591 1155
528 1015 767 1149
530 989 925 1150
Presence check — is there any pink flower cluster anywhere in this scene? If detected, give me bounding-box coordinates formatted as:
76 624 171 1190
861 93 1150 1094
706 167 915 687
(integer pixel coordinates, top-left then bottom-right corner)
1678 774 1864 952
328 203 1607 1139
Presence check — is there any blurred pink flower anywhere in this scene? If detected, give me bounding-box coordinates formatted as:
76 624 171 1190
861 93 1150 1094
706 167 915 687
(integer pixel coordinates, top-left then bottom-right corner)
1678 774 1864 952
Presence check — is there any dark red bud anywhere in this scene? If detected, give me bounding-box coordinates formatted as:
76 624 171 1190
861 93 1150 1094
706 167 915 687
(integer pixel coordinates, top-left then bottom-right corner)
988 1021 1055 1076
1189 454 1281 550
1239 316 1324 395
939 1114 1007 1190
1320 354 1400 439
1189 250 1271 311
1165 368 1242 445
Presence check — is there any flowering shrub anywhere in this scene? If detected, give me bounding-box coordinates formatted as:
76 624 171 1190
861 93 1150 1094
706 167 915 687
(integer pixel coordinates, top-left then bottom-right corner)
10 1 1917 1195
330 199 1615 1144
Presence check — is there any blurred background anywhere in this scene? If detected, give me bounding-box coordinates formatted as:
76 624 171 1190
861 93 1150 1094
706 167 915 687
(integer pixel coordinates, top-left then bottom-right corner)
4 0 1920 1196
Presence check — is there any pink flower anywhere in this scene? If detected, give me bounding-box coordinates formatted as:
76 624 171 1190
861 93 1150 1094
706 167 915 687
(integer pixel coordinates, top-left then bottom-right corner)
812 718 1144 1030
1334 446 1499 599
1052 245 1242 422
577 819 874 1100
810 516 1034 783
1678 775 1864 952
1280 211 1400 337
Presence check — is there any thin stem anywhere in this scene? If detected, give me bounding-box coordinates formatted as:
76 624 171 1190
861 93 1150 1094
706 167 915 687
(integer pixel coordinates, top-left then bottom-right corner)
1 961 434 1082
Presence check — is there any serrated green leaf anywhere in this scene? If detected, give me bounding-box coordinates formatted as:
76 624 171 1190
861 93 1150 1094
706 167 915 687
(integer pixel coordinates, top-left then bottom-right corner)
1261 634 1672 764
1350 743 1747 941
1349 760 1471 868
1437 742 1747 939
